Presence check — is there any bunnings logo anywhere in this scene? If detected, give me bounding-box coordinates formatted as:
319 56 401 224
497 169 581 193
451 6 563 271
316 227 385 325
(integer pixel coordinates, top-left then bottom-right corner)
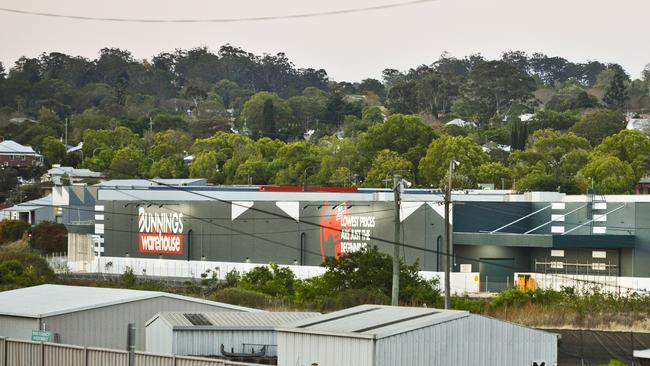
137 207 184 254
319 202 375 260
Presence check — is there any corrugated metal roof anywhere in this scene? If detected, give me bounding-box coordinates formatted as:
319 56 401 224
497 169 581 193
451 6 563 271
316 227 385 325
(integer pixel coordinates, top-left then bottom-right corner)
0 284 257 318
149 311 320 330
0 140 39 154
279 305 468 340
2 194 52 212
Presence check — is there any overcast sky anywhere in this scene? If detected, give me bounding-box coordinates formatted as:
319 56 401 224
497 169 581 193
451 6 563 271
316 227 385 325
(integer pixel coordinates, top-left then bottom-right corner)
1 0 648 82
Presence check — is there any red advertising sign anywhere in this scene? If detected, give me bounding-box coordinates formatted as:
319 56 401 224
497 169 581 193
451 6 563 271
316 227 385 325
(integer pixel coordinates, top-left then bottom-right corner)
319 202 375 260
137 207 184 255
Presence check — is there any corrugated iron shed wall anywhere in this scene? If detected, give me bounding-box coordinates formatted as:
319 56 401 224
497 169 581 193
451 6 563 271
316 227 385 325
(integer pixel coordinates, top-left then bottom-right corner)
174 329 278 356
278 332 374 366
374 314 556 366
41 297 247 350
0 316 38 340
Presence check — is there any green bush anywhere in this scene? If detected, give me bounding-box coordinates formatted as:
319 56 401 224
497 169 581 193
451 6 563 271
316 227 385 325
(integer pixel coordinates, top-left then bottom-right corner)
213 287 272 309
238 263 296 298
491 287 531 308
452 296 488 313
31 222 67 254
0 251 56 290
0 220 30 244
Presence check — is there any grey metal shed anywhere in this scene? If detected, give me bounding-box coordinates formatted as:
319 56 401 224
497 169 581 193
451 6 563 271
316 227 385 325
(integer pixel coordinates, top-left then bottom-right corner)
0 284 255 351
146 311 319 357
277 305 558 366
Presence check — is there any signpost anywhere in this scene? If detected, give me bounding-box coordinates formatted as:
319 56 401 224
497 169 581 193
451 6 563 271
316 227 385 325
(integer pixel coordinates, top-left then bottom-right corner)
31 330 52 342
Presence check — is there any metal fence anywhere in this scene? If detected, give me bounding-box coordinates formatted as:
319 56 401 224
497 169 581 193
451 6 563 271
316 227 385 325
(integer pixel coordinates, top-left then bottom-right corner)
0 338 258 366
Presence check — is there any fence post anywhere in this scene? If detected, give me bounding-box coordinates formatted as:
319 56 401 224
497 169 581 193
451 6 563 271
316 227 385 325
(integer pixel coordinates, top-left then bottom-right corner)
84 347 88 366
40 342 44 366
1 337 6 366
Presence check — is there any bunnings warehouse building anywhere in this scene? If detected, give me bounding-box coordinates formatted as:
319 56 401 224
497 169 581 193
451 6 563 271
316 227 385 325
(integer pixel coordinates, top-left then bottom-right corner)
56 181 648 291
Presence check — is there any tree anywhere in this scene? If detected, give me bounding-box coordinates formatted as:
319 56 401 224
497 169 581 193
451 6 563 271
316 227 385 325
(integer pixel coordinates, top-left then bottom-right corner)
477 162 512 189
31 222 67 254
358 114 437 177
364 150 413 187
570 110 625 146
0 168 19 201
529 110 580 132
148 129 192 161
510 116 529 150
509 130 591 193
295 246 440 309
240 92 294 139
578 154 636 194
41 136 66 166
418 135 488 187
151 113 188 132
108 146 145 178
595 129 650 179
603 71 629 110
545 82 598 111
270 141 320 185
455 61 536 123
189 151 223 183
148 155 187 178
262 98 276 137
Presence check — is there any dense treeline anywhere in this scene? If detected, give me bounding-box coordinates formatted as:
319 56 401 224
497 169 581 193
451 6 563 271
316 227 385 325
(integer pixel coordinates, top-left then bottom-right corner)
1 46 650 195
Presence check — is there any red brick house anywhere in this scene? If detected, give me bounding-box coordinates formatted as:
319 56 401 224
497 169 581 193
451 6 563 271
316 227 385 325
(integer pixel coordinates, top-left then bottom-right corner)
0 140 43 169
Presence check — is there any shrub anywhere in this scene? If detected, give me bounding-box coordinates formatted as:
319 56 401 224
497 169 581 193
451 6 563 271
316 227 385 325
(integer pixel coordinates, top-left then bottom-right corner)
238 263 296 298
213 287 272 309
0 220 30 244
0 251 56 290
491 287 531 308
30 222 67 254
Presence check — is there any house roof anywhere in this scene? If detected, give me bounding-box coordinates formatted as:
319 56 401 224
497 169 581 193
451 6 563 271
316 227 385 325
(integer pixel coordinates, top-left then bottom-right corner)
0 140 39 155
445 119 477 128
2 194 52 212
147 311 320 330
97 178 208 188
0 284 256 318
278 305 469 340
47 167 102 178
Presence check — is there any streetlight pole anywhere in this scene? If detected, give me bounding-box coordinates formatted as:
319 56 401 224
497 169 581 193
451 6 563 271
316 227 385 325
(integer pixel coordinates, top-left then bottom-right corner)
391 174 401 306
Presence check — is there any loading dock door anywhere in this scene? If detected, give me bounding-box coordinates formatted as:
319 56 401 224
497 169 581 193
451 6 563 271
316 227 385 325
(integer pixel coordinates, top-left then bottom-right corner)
479 258 514 292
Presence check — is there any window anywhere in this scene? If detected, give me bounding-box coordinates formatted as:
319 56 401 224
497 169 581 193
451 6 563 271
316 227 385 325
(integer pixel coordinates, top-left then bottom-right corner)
21 155 25 161
550 262 564 269
592 263 606 271
551 250 564 257
10 155 14 161
592 251 606 259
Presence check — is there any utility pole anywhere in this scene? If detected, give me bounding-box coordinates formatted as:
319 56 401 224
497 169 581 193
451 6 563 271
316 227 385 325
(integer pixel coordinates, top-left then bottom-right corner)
391 174 401 306
444 161 454 309
64 118 68 146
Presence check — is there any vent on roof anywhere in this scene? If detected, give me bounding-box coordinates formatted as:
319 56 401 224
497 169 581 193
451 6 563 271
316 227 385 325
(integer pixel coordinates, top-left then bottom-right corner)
184 313 212 326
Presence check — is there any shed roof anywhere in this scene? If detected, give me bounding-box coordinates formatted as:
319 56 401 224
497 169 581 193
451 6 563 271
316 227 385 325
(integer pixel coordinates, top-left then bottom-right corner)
0 284 256 318
147 311 320 330
278 305 468 340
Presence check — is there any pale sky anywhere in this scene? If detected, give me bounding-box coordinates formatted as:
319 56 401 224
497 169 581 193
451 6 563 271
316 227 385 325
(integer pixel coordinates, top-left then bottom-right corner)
0 0 648 82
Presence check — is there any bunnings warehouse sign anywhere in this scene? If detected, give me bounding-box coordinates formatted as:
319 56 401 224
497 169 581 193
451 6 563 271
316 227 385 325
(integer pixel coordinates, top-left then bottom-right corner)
138 207 184 254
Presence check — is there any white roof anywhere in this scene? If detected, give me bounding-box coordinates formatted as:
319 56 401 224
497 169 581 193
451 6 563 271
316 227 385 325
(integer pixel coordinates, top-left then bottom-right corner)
0 284 255 318
2 194 52 212
67 142 83 153
97 178 208 187
278 305 468 340
0 140 39 155
48 166 101 178
445 119 477 128
148 311 320 329
634 349 650 359
627 118 650 132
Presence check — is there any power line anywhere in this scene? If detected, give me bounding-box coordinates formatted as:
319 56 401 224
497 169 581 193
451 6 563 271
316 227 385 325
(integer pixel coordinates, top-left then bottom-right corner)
0 1 439 23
